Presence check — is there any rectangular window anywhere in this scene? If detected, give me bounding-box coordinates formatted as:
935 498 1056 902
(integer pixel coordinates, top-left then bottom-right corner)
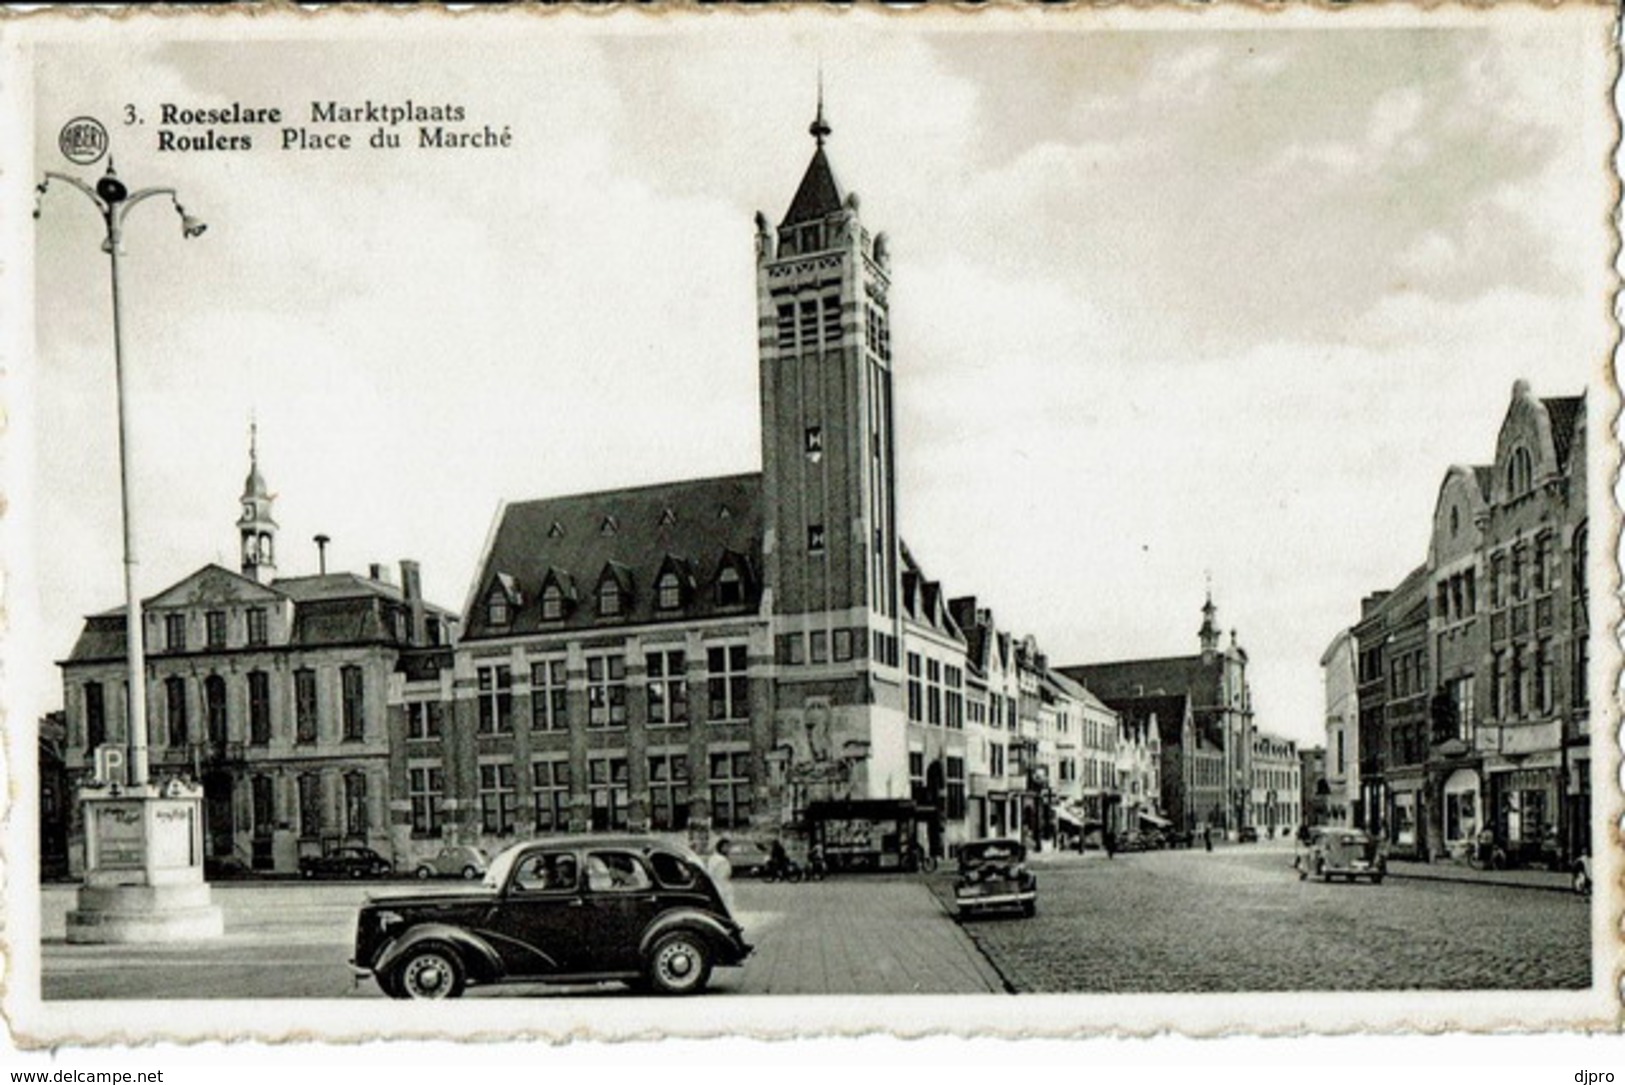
294 669 318 744
706 644 749 722
341 665 366 741
820 293 841 343
588 755 630 831
1574 630 1590 708
809 631 828 664
165 614 187 652
648 752 691 831
248 671 272 746
530 658 568 731
251 775 275 835
1491 552 1506 608
165 676 188 748
906 653 923 722
908 750 926 804
246 607 269 647
1535 640 1553 714
407 701 441 741
990 743 1005 777
586 654 627 728
807 524 826 555
1534 534 1551 593
85 681 106 750
532 758 571 833
946 666 964 730
927 659 943 726
833 629 853 662
206 611 227 649
344 772 368 836
477 664 514 734
298 773 322 838
479 761 517 835
776 303 795 350
708 750 753 829
409 764 442 836
645 650 688 727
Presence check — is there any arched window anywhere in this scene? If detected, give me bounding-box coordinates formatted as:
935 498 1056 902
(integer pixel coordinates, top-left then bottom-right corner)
597 576 622 617
656 570 682 611
717 563 743 607
1506 446 1533 498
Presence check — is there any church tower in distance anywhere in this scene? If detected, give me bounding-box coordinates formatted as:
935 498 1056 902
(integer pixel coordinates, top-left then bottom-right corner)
756 93 904 795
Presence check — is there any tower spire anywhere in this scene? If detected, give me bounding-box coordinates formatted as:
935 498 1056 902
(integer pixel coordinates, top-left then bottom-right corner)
810 73 831 147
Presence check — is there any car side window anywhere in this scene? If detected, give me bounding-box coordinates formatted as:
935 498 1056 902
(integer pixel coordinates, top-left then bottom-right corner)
648 851 697 888
585 851 652 893
511 851 579 893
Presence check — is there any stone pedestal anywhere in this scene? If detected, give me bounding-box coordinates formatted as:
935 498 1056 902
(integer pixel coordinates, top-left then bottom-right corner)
66 783 224 944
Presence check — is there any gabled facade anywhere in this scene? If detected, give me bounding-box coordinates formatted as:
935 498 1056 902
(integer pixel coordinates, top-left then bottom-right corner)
1319 627 1358 827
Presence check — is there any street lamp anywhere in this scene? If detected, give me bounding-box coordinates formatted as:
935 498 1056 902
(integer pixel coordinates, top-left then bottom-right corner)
38 158 221 943
36 160 205 789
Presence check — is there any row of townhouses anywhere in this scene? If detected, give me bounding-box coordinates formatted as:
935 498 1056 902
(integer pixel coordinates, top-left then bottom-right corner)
1321 381 1590 867
54 111 1300 876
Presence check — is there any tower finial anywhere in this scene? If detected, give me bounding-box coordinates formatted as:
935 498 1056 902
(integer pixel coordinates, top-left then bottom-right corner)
810 71 831 147
249 411 258 467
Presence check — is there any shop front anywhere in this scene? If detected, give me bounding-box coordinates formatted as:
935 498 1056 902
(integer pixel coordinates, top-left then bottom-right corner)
803 799 937 872
1488 762 1562 869
1386 776 1426 860
1439 766 1483 861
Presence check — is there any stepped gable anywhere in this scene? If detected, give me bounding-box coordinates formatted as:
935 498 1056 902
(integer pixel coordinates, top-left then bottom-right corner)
466 472 765 639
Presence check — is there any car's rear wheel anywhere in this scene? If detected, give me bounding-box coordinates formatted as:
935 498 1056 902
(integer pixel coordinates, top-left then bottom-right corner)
415 866 432 880
646 931 713 995
350 867 365 879
461 866 479 880
1020 900 1036 918
394 945 465 1000
1370 874 1384 885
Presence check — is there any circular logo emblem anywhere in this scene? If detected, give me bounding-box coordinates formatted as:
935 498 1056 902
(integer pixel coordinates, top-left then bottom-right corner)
59 116 108 166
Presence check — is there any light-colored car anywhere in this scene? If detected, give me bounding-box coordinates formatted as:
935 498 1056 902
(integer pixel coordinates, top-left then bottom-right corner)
414 845 488 881
1296 827 1386 885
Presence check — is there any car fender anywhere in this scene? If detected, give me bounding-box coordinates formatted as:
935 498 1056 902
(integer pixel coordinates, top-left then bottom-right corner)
638 908 741 959
374 922 506 984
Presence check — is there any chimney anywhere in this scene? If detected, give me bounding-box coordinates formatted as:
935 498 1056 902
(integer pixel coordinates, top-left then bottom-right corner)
314 534 330 575
400 559 427 645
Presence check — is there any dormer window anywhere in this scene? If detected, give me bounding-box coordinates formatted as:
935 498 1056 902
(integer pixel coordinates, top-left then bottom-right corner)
597 576 623 618
657 571 682 611
1506 446 1534 499
717 565 743 607
488 597 510 627
541 582 565 622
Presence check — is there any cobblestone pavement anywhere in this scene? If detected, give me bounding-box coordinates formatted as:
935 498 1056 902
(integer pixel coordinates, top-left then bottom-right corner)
39 874 997 999
934 845 1591 993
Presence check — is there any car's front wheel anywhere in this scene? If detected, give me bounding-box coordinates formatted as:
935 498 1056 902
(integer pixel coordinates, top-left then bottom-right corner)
394 945 465 1000
646 931 713 995
461 866 480 880
415 866 432 880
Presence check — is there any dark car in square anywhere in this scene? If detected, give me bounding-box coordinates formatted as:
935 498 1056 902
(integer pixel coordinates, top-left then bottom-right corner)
953 838 1037 918
1295 827 1387 884
350 834 753 999
300 845 394 880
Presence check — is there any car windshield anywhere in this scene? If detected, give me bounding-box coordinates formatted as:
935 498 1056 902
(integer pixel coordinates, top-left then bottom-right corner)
482 841 530 890
964 841 1023 863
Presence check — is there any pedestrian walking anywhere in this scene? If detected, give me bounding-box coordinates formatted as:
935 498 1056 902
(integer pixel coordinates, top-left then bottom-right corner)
1103 827 1116 860
1202 825 1213 852
707 837 737 914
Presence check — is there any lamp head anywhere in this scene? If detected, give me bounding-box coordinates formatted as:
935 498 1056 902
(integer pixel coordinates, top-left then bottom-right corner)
180 213 207 239
95 160 127 204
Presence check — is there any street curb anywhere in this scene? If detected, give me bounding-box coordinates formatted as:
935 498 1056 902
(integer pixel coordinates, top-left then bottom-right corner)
1385 868 1580 895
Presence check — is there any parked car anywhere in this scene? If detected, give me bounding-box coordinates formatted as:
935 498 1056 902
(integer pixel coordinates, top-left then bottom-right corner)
1237 826 1260 844
1295 827 1386 884
300 845 394 880
953 838 1037 919
413 845 488 881
723 839 773 878
350 834 753 999
1117 830 1158 853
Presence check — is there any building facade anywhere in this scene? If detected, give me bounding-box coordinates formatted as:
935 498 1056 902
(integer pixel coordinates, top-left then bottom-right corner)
1337 382 1589 868
58 444 458 875
1319 628 1358 827
1250 731 1300 841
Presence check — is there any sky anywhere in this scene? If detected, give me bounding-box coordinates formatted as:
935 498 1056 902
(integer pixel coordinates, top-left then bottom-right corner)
14 8 1617 750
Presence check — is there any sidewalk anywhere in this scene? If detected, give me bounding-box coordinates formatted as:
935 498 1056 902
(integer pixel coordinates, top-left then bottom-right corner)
1382 858 1577 893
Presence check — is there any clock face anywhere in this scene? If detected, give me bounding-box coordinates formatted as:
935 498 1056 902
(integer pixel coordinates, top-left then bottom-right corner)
243 501 256 520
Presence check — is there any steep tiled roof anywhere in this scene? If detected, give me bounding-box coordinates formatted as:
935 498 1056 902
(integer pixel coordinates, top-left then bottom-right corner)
464 472 764 640
1046 669 1112 715
1543 395 1584 470
1099 692 1192 751
1057 656 1223 709
781 147 845 228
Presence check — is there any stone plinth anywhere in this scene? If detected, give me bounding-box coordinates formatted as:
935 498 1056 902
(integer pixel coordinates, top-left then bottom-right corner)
65 783 224 944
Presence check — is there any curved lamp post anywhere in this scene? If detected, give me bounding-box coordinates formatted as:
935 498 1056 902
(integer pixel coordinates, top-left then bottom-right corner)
36 161 205 789
38 160 221 943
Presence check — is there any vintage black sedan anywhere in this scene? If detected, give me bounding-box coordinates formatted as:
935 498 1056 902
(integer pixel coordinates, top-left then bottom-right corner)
300 845 394 880
350 834 752 999
953 838 1037 918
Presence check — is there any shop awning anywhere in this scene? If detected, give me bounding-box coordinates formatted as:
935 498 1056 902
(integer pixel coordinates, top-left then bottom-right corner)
1138 811 1171 828
1055 806 1086 828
